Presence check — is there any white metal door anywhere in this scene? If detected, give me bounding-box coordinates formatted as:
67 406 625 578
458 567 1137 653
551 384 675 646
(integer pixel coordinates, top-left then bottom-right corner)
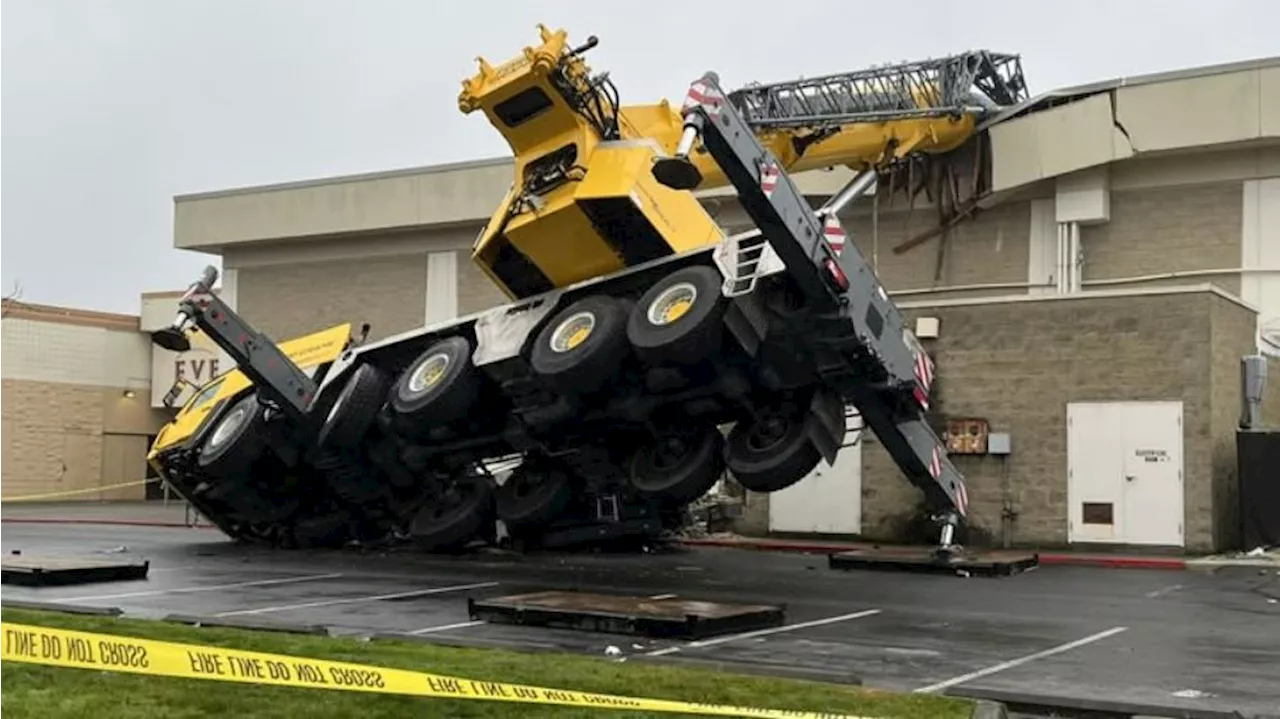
1067 401 1184 546
769 439 862 535
1067 403 1126 542
1118 402 1184 545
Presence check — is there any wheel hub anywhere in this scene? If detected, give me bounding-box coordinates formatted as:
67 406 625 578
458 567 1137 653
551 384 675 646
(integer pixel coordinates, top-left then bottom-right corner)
408 353 450 393
746 414 791 453
647 282 698 326
209 404 248 448
550 311 596 352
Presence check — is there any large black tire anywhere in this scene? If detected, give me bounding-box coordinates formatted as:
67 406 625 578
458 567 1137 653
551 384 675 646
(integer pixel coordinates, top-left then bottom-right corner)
495 461 573 528
530 295 630 395
725 406 822 493
197 393 268 477
627 265 727 366
317 363 389 450
409 475 495 551
628 426 725 505
389 336 481 427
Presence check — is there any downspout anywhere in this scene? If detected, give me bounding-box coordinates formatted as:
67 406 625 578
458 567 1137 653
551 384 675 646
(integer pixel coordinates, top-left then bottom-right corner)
1064 222 1075 292
1055 223 1069 293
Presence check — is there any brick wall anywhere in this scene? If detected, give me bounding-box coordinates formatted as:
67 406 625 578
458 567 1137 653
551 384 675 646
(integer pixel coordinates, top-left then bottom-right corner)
859 292 1226 551
732 291 1237 551
1081 182 1243 295
1 380 151 501
843 200 1033 299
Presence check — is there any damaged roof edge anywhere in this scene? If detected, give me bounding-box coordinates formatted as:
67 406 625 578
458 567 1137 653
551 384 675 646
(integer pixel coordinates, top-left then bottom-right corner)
979 54 1280 131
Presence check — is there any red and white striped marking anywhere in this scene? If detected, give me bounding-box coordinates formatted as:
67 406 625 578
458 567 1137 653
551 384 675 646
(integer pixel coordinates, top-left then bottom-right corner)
682 80 723 116
823 214 846 256
927 445 942 479
760 161 781 197
955 480 969 516
911 350 934 409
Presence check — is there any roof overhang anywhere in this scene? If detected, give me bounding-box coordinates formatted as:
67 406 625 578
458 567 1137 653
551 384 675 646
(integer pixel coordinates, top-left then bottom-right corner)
982 55 1280 193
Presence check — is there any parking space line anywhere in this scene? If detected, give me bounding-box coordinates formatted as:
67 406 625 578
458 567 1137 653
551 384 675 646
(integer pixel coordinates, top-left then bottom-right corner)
408 620 486 635
59 572 344 602
1145 584 1183 599
912 626 1129 694
645 608 882 657
214 581 500 617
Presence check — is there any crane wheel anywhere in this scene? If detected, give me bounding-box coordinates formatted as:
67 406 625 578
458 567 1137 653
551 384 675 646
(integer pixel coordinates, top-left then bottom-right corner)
495 461 574 528
530 294 630 395
627 265 727 366
628 425 725 505
197 392 269 477
390 336 481 428
408 475 495 551
317 363 389 450
725 405 822 493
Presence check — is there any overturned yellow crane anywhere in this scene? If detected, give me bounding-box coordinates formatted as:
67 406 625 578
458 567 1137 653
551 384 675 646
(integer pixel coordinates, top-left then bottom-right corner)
146 24 1027 558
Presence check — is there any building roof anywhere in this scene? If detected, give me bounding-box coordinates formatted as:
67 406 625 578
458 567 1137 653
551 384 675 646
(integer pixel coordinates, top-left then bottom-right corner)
1 299 141 331
980 54 1280 130
170 53 1280 254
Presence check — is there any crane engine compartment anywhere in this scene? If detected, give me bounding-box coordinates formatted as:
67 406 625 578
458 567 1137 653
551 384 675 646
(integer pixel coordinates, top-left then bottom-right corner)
145 24 1030 559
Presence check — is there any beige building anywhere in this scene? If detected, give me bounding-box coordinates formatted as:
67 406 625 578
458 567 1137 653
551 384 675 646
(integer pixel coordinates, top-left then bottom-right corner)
1 301 170 501
7 55 1278 552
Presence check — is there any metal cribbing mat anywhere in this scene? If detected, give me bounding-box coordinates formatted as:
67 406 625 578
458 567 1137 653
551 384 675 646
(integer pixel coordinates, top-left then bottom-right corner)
0 622 879 719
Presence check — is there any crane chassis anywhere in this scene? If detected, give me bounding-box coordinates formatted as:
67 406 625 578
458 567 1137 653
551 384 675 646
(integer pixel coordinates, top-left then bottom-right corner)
147 28 1028 561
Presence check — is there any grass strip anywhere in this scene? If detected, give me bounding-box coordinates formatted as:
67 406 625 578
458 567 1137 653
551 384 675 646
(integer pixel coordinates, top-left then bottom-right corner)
1 607 969 718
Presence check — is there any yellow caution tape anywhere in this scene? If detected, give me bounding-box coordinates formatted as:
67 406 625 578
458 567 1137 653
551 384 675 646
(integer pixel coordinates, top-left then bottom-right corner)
0 478 158 502
0 621 876 719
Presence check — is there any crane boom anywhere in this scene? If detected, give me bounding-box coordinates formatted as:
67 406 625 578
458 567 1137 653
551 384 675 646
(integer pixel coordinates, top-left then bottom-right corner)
727 51 1026 128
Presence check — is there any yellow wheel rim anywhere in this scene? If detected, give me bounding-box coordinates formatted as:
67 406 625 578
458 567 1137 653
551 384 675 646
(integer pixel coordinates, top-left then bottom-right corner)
408 353 450 393
647 282 699 327
662 298 693 323
566 326 591 349
550 311 597 353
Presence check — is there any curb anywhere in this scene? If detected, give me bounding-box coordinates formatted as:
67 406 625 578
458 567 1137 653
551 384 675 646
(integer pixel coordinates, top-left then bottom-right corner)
163 613 330 636
969 699 1008 719
1 598 123 616
1 517 217 530
1038 553 1187 570
947 685 1265 719
677 537 1190 570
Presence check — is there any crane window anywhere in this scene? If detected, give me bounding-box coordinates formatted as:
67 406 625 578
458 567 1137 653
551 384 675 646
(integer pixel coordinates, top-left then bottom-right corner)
495 88 552 127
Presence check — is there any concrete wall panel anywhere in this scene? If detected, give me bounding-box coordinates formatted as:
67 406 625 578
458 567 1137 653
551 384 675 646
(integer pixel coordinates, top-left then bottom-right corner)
1116 71 1264 152
236 254 429 343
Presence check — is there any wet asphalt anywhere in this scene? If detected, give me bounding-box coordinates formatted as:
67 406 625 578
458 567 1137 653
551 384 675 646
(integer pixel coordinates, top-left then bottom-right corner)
2 522 1278 718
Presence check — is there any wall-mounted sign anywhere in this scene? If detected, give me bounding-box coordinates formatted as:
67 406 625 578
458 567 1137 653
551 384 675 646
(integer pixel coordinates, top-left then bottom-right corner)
150 329 231 409
1134 448 1170 463
945 417 989 455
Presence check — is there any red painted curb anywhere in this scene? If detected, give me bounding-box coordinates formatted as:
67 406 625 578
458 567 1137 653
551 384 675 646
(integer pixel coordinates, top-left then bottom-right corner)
677 537 1189 569
1037 553 1186 570
1 518 217 530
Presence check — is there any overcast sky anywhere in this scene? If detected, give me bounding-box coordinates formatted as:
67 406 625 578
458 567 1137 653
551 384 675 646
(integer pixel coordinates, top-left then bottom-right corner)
2 0 1276 314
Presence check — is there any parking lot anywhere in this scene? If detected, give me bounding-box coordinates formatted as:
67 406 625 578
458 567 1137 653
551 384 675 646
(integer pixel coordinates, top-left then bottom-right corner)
3 520 1278 718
